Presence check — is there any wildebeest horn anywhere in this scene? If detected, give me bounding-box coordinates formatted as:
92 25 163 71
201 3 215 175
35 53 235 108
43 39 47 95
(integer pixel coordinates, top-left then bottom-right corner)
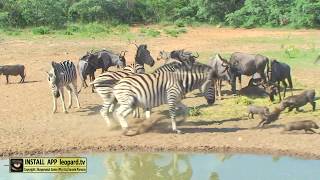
120 50 128 56
128 39 138 48
314 55 320 64
193 52 199 58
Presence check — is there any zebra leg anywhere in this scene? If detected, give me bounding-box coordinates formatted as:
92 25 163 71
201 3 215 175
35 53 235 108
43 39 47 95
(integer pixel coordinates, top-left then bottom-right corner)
71 81 80 108
168 104 181 134
59 88 67 113
145 109 151 119
65 85 73 109
115 105 133 132
100 102 116 127
52 96 57 113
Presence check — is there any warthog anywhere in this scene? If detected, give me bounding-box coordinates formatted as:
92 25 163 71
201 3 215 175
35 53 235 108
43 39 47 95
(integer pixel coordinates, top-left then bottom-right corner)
280 89 316 112
247 105 270 119
257 107 282 128
284 120 319 133
0 64 26 84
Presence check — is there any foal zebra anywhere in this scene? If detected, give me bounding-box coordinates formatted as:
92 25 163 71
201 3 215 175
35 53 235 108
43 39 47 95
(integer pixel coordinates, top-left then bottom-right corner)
113 62 216 135
47 60 80 113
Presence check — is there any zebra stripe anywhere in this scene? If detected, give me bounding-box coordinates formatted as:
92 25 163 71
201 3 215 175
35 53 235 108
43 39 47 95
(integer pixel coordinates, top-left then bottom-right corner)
123 63 145 73
112 62 215 134
47 60 80 113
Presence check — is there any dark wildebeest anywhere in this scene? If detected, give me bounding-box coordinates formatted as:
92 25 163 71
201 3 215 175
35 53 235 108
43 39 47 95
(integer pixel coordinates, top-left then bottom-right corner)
78 50 127 92
0 64 26 84
157 49 198 64
229 52 269 94
247 105 269 119
279 89 316 112
208 54 231 100
268 59 293 101
257 107 282 128
283 120 319 133
239 85 277 102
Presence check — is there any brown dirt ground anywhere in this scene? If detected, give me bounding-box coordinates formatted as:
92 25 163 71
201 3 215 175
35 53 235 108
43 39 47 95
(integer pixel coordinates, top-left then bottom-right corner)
1 27 320 159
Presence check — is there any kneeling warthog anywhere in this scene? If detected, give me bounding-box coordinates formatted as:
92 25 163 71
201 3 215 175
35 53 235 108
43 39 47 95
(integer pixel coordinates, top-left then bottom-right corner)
257 107 282 128
280 89 316 112
0 64 26 84
247 105 270 119
284 120 319 133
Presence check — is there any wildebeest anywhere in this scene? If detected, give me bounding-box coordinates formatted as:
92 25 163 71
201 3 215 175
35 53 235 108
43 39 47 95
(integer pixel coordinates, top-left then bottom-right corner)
268 59 293 100
283 120 319 133
279 89 316 112
208 54 231 99
247 105 269 119
78 50 127 92
229 52 269 94
157 49 198 64
0 64 26 84
239 85 277 102
257 107 282 128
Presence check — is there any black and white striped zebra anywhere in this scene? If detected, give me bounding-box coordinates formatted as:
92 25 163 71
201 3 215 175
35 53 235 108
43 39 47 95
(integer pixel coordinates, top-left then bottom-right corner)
91 44 155 125
47 60 80 113
112 62 216 135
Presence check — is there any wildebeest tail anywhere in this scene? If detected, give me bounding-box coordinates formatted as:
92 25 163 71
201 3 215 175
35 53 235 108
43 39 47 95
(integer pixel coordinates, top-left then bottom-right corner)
287 73 293 89
266 58 270 81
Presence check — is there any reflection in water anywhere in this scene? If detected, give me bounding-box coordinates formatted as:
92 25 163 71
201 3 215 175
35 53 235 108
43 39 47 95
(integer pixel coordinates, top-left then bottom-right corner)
0 152 319 180
104 153 192 180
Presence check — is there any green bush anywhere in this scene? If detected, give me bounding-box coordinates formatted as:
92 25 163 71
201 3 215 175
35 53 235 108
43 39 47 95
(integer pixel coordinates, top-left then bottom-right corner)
188 106 202 116
140 27 161 37
32 26 50 35
164 27 187 37
235 96 253 105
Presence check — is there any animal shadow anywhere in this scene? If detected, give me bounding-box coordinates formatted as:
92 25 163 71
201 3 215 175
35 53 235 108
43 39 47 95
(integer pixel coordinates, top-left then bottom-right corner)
78 104 101 116
22 80 41 84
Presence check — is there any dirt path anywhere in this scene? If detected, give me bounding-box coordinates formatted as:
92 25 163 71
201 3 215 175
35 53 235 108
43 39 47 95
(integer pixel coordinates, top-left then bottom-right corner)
1 27 320 159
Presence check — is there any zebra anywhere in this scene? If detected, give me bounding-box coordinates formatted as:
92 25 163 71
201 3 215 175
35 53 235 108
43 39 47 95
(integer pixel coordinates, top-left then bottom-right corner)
47 60 80 113
127 44 155 73
112 62 216 135
91 44 155 125
93 59 194 126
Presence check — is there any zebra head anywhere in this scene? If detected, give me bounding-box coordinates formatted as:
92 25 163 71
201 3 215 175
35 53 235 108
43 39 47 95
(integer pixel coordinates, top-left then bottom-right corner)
201 68 217 105
135 44 155 67
47 61 61 98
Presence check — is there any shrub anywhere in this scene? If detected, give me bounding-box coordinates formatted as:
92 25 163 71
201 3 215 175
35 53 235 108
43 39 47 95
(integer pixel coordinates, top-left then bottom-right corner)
235 96 253 105
140 27 160 37
164 27 187 37
284 45 300 58
188 106 202 116
32 26 50 35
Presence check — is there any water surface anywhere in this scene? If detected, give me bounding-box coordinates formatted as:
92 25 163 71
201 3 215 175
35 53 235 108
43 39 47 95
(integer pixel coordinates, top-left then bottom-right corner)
0 152 319 180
